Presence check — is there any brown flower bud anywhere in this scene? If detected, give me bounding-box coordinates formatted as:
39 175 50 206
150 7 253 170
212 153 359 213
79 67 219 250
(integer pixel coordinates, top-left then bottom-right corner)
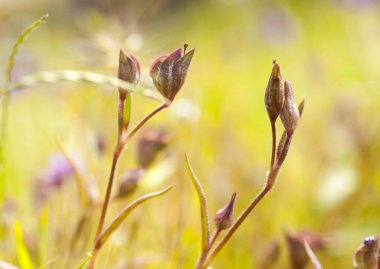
214 192 236 230
137 130 170 168
265 60 285 124
150 44 195 102
280 80 300 136
117 168 144 198
353 236 380 269
285 229 327 269
118 49 140 87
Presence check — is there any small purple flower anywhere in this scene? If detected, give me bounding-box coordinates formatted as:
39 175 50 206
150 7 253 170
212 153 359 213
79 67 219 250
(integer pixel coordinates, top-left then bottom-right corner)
34 153 74 204
150 44 195 102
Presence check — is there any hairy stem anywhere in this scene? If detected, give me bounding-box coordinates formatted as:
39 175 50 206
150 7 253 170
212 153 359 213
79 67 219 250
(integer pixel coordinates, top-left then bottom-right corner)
203 167 280 268
209 228 221 250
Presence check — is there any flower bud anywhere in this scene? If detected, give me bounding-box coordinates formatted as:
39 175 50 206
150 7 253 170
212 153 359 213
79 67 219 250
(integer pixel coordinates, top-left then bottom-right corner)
214 192 236 230
150 44 195 102
117 168 144 198
280 80 300 136
118 49 140 88
137 130 170 168
265 60 285 124
353 236 380 269
285 229 327 269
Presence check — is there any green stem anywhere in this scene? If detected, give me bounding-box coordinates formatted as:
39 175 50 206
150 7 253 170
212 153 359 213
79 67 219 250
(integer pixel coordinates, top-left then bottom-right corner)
270 121 276 169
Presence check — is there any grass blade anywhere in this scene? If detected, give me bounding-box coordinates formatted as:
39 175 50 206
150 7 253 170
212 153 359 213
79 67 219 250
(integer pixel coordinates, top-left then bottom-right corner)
94 185 174 251
304 240 323 269
13 221 33 269
77 253 92 269
185 154 210 252
5 14 48 83
6 70 169 104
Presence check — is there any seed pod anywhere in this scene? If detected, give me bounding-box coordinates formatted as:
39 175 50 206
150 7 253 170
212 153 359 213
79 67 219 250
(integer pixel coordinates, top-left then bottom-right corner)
353 236 380 269
118 49 140 88
117 168 144 198
265 60 285 124
214 193 237 230
280 80 299 136
150 44 195 102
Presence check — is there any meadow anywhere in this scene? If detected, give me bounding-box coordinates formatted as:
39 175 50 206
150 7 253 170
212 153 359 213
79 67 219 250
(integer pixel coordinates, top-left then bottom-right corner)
1 1 380 268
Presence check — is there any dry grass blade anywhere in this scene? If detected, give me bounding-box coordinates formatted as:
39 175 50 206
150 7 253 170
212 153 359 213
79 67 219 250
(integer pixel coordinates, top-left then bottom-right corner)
185 154 210 252
94 185 174 251
304 240 323 269
6 70 169 104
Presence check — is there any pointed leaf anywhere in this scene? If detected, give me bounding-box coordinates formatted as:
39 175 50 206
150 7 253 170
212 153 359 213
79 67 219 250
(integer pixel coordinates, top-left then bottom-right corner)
94 185 174 251
185 154 210 252
304 240 323 269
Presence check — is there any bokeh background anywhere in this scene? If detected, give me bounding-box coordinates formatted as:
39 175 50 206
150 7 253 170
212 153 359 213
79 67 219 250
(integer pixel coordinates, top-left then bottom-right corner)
1 0 380 268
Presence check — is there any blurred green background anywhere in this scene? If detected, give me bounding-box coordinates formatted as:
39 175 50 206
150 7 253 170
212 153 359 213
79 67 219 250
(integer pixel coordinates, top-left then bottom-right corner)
1 0 380 268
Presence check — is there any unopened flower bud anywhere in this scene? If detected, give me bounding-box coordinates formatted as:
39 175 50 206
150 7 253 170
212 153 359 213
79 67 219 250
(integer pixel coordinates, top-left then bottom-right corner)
214 192 236 230
150 44 195 102
280 80 300 136
137 130 170 168
285 229 327 269
118 49 140 88
265 60 285 124
117 168 144 198
353 236 380 269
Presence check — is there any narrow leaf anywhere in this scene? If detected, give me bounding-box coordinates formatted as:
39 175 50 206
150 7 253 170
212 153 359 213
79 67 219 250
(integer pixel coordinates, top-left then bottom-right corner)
304 240 323 269
13 221 33 269
94 185 174 251
6 70 169 104
185 154 210 252
5 14 48 83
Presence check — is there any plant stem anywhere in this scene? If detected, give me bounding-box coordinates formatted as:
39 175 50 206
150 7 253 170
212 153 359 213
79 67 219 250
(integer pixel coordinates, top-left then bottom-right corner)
117 93 126 138
203 167 280 268
209 228 221 250
124 104 167 143
270 121 276 169
93 141 124 241
90 103 167 268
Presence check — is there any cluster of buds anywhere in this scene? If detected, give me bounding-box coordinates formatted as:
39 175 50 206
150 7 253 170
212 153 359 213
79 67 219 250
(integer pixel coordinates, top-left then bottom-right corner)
264 60 303 168
353 236 380 269
118 43 195 105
